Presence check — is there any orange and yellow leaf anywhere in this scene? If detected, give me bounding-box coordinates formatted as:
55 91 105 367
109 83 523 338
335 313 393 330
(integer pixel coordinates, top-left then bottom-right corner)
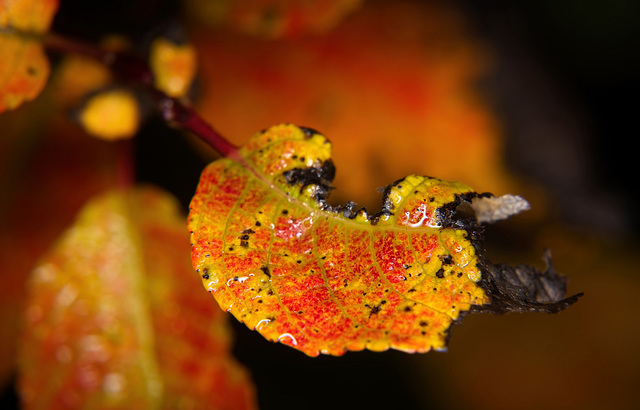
188 124 579 357
19 187 255 409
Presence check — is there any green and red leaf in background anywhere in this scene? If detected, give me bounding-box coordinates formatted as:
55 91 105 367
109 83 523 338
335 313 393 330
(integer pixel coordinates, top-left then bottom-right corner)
188 124 579 357
19 187 255 409
0 0 58 112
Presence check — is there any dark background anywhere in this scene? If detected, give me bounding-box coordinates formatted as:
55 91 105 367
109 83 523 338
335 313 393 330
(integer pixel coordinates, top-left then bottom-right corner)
49 0 640 234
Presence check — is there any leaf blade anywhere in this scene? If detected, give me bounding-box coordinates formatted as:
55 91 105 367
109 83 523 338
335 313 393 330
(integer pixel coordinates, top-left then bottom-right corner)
189 124 496 356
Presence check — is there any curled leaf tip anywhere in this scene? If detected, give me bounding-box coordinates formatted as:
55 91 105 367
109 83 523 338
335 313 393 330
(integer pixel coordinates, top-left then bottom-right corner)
475 250 583 315
470 194 531 223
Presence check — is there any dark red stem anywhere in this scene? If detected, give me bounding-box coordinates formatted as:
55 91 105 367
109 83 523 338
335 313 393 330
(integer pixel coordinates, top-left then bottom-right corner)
42 31 239 158
153 92 239 159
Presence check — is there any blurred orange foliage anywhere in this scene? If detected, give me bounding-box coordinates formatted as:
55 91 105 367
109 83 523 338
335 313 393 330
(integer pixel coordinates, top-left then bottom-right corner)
184 0 364 38
191 0 516 211
0 111 114 387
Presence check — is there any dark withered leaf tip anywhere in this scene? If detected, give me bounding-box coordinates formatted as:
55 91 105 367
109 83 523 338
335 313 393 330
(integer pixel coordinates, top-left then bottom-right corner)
474 250 582 315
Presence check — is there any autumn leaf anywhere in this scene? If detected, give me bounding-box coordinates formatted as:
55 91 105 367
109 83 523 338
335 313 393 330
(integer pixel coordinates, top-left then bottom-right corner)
0 0 58 112
19 187 255 409
188 124 580 357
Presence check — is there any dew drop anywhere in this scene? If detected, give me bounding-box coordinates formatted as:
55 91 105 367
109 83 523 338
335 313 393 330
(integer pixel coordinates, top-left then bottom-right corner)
255 318 272 330
277 333 298 346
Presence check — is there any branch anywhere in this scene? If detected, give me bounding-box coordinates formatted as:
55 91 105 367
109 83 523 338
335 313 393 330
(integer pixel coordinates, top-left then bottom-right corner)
43 32 239 159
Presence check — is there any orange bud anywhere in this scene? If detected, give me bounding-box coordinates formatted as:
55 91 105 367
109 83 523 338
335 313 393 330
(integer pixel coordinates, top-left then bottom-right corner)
78 89 140 140
149 37 197 98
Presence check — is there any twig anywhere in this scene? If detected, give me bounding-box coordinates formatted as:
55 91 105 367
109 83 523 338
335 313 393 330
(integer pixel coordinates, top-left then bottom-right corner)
42 31 239 159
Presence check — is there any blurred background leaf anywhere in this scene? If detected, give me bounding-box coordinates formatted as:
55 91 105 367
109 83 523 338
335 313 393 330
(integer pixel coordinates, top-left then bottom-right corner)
0 0 59 112
18 187 256 409
0 93 115 391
